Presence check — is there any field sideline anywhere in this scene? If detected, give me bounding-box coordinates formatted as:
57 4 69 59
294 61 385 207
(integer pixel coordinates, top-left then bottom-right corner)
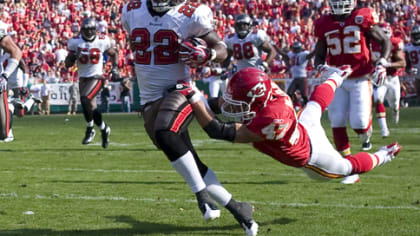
1 108 419 236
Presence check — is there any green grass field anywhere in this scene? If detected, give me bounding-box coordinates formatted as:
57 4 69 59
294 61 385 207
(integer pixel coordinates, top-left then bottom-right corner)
1 108 420 236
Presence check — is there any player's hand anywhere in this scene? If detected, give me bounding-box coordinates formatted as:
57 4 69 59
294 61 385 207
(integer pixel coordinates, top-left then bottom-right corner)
372 64 387 86
317 64 352 80
376 57 391 68
201 66 211 78
257 61 269 73
0 74 8 93
168 81 201 104
410 67 418 75
111 66 120 81
179 38 214 68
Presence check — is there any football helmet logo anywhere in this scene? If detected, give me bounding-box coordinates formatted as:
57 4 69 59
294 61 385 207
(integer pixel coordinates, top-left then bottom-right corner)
234 14 252 39
222 67 272 123
328 0 355 15
380 22 392 38
411 25 420 45
80 18 97 42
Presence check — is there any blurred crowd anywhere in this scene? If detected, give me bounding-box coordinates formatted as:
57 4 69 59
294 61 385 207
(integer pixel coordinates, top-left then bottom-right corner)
0 0 419 84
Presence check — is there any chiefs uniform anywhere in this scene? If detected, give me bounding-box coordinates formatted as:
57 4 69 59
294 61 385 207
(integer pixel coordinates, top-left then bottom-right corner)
225 30 270 71
372 36 404 129
314 8 380 156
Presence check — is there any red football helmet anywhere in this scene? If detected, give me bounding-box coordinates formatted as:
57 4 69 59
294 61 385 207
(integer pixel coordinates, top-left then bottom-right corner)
222 67 272 123
380 22 392 38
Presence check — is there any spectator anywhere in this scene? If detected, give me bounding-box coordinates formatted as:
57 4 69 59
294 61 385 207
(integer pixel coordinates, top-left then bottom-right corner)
67 77 78 115
119 77 131 113
101 80 111 113
40 79 51 115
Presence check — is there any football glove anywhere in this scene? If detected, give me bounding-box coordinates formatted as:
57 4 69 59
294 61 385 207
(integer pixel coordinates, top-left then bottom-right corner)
372 64 387 86
317 64 352 81
376 57 391 67
168 81 201 104
409 67 418 75
257 61 269 72
0 74 8 93
220 68 229 80
179 38 215 68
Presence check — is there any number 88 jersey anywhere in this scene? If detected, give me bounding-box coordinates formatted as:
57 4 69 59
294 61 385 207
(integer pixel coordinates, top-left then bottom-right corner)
67 35 111 78
314 8 378 78
121 0 214 105
225 30 269 71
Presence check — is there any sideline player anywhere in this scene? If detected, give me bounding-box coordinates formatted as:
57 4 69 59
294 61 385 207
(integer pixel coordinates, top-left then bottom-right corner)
65 18 118 148
224 14 277 73
174 67 401 184
121 1 258 235
404 25 420 106
0 20 22 142
313 0 391 184
371 23 406 137
277 41 315 109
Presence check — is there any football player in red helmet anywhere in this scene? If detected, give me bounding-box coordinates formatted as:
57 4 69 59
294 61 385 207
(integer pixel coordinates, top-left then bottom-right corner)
173 67 401 191
371 22 406 137
314 0 391 184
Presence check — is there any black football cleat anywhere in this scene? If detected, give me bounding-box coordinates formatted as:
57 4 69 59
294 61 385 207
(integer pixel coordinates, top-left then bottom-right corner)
82 127 96 145
195 189 220 221
101 125 111 148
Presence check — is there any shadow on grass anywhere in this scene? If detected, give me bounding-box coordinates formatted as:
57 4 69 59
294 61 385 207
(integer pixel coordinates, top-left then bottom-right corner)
0 215 296 235
49 180 289 185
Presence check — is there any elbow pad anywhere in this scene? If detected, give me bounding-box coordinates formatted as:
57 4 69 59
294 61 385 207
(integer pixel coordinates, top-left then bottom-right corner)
203 119 236 142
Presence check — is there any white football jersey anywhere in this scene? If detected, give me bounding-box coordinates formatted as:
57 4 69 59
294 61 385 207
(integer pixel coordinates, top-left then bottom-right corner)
287 50 310 78
225 30 269 71
121 0 213 105
67 34 111 78
0 52 24 88
404 43 420 74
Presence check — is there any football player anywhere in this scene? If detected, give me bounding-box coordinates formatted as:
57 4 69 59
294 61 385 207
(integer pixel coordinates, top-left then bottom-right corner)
121 1 258 235
174 67 401 186
0 20 22 142
404 25 420 106
277 41 315 109
224 14 277 73
1 53 42 117
65 18 118 148
314 0 391 184
371 22 406 137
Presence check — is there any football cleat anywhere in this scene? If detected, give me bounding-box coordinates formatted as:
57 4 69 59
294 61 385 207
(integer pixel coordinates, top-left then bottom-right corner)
379 142 401 164
82 127 96 145
341 174 360 184
196 189 221 221
13 100 25 110
381 128 390 138
30 94 42 104
393 110 399 124
228 201 258 236
0 129 14 143
101 125 111 149
361 141 372 151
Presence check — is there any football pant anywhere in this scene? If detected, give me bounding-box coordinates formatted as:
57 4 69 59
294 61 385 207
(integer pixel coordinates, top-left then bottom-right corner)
0 92 11 139
79 77 103 123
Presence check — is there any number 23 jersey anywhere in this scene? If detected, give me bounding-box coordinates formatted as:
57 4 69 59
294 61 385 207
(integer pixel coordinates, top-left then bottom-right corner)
67 35 111 78
314 8 378 78
121 0 214 105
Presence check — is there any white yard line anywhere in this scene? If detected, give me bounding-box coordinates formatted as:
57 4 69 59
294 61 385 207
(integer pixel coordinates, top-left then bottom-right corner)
0 192 418 211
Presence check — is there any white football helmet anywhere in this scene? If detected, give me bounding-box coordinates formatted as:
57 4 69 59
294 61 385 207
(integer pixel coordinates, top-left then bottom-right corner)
328 0 355 15
149 0 184 13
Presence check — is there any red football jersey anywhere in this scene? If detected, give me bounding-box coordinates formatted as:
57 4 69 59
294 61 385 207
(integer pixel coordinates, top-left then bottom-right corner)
371 36 405 76
247 87 311 167
314 8 379 78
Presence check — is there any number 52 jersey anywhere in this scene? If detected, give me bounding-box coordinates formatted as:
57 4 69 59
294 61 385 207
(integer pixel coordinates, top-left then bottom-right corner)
121 0 214 105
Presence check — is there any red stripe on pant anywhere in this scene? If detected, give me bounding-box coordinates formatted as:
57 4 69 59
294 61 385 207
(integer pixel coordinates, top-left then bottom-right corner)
170 104 193 133
87 80 103 100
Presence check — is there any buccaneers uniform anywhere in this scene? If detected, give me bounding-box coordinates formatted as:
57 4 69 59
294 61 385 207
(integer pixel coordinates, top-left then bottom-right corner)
122 1 258 235
404 25 420 105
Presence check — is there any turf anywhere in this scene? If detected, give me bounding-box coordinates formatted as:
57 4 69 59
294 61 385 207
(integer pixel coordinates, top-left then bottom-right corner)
0 108 419 236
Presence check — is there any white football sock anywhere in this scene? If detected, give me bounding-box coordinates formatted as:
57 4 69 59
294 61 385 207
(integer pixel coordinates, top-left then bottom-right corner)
171 151 206 193
24 98 35 111
99 122 106 130
203 168 232 206
87 120 94 127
